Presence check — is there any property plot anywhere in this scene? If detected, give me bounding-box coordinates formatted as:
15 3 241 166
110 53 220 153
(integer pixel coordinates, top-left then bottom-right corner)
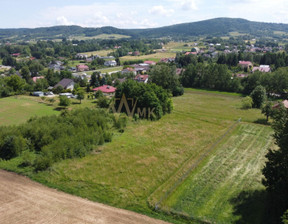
0 96 59 126
162 123 273 223
0 89 268 223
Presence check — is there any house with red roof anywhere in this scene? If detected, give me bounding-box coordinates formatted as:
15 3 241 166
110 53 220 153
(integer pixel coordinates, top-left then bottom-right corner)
76 64 89 72
12 53 21 57
185 52 197 56
144 61 156 65
32 76 45 83
134 74 149 83
238 61 253 69
93 85 116 96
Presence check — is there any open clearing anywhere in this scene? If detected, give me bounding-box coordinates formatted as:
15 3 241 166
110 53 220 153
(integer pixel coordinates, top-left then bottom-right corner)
120 52 176 62
0 96 59 126
0 89 268 223
163 123 273 223
0 170 168 224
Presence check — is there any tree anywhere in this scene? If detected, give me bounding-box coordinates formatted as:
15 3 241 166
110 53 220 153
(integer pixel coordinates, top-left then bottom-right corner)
262 105 288 223
261 101 274 122
59 96 71 107
90 72 100 87
149 64 183 96
250 85 267 108
6 75 26 94
75 88 85 104
241 96 253 109
20 66 31 82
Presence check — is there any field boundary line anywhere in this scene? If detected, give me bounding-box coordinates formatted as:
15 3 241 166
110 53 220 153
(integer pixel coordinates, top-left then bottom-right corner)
148 118 241 218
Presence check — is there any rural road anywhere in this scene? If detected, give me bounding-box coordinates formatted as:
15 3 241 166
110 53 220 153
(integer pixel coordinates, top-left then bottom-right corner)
0 170 169 224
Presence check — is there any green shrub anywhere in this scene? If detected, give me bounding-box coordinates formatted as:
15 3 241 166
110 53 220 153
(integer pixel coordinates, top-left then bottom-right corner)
98 96 110 108
59 96 71 107
241 96 253 109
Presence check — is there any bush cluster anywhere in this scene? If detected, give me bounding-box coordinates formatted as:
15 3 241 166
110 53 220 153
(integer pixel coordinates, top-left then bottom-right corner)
0 108 126 170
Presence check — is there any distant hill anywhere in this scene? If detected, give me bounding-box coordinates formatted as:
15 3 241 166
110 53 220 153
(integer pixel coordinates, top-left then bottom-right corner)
1 18 288 40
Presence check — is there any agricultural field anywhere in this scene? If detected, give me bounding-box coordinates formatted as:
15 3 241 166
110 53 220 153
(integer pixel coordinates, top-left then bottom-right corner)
80 50 113 57
70 34 131 41
120 52 176 63
0 96 59 126
0 89 270 223
163 123 273 223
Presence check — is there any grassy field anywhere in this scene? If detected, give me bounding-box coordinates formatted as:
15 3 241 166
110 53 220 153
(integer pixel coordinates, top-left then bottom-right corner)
163 123 273 223
120 52 176 63
71 34 131 41
0 89 270 223
80 50 113 57
0 96 59 126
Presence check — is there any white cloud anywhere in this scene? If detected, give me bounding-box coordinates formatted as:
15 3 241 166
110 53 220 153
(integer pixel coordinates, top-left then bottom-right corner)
181 0 198 10
149 5 174 16
56 16 73 26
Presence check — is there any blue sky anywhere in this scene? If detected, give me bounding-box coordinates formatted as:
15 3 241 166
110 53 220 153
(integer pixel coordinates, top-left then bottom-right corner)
1 0 288 28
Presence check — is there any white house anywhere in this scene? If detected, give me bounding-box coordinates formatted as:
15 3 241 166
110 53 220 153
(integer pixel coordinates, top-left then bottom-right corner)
104 60 117 67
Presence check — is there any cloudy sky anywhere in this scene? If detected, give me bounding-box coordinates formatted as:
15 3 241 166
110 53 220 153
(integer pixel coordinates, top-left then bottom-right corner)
1 0 288 29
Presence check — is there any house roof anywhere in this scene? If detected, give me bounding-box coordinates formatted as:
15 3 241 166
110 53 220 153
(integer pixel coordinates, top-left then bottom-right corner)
273 100 288 109
93 85 116 93
54 78 74 89
252 66 271 73
77 64 89 69
239 61 252 65
144 61 156 65
135 75 149 81
32 76 45 83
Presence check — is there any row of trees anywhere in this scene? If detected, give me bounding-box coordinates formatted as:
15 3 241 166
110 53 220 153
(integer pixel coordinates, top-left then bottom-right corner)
180 63 288 96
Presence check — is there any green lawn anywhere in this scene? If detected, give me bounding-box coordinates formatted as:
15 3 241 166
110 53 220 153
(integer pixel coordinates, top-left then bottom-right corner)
0 96 59 126
163 123 273 223
0 89 269 223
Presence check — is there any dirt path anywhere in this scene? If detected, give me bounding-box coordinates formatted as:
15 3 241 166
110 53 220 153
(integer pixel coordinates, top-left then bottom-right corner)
0 170 169 224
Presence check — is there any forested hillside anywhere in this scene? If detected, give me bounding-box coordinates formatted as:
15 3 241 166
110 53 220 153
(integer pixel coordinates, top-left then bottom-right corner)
1 18 288 41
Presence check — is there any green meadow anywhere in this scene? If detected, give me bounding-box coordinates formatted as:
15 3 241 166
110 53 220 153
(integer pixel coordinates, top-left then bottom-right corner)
0 89 272 223
0 96 59 126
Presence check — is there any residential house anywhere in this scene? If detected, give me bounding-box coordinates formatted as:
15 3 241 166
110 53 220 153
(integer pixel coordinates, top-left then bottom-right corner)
160 57 175 63
104 60 117 67
32 76 45 83
185 52 197 56
54 78 75 91
238 61 253 70
122 67 136 75
93 85 116 97
134 74 149 83
252 65 271 73
75 53 88 59
144 61 156 66
273 100 288 109
12 53 21 57
133 51 140 56
76 64 89 72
